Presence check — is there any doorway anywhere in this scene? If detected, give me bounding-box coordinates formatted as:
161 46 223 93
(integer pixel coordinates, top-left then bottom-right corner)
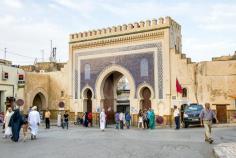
86 89 92 113
102 71 130 124
0 91 2 112
32 92 46 111
216 105 227 123
140 87 151 110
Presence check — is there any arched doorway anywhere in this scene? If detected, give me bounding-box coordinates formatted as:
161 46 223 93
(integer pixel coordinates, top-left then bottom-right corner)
101 71 130 124
140 87 151 110
87 90 92 112
32 92 46 111
116 76 130 114
95 65 135 124
82 88 93 113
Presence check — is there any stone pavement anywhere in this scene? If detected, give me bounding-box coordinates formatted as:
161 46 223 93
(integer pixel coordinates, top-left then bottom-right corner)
0 125 235 158
213 143 236 158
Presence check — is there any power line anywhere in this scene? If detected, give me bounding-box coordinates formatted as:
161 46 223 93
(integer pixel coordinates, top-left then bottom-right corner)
0 48 36 59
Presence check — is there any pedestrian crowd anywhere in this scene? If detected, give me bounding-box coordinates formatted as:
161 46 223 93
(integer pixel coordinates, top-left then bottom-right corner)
2 105 40 142
137 108 156 129
115 111 131 129
1 102 218 145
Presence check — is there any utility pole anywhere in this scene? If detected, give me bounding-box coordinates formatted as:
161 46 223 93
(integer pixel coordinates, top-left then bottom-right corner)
49 40 53 62
41 49 44 62
50 40 53 54
4 48 6 60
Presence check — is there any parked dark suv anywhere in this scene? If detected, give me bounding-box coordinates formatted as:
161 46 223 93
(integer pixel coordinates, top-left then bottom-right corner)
183 104 203 128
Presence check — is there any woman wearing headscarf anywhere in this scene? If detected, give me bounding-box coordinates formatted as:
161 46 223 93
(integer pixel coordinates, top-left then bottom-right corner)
138 109 144 129
9 107 24 142
88 112 93 127
57 112 62 127
4 107 14 138
149 109 155 129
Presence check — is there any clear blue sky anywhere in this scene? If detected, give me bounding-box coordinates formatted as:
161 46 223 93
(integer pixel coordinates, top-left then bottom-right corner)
0 0 236 65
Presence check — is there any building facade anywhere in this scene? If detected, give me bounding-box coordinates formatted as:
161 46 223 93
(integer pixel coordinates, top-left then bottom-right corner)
16 16 236 125
0 59 25 112
68 16 236 124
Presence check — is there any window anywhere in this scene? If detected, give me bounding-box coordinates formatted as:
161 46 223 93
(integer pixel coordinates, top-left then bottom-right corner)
84 64 91 80
18 74 24 81
140 58 148 77
182 88 187 97
61 91 64 97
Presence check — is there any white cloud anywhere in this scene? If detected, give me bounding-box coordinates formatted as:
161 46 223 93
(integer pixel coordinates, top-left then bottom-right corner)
0 0 236 64
99 1 192 19
0 14 68 64
4 0 23 9
0 15 15 25
194 3 236 31
53 0 95 17
183 37 236 61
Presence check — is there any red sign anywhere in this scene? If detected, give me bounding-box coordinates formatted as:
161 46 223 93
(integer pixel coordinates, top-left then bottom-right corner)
58 101 65 108
16 99 24 106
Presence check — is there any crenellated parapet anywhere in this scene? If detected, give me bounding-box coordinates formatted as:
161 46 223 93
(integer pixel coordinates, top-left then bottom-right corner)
70 16 181 43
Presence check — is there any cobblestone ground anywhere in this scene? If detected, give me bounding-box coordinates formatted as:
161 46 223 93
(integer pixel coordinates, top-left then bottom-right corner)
0 125 235 158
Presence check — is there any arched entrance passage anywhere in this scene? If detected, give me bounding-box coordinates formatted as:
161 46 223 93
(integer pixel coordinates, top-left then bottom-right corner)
95 65 135 124
32 92 46 111
102 71 130 124
82 88 93 112
139 87 151 110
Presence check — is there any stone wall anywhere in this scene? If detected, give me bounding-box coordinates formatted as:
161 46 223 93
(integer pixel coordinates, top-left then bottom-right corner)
48 63 70 111
23 63 70 116
24 72 50 112
196 60 236 122
21 62 66 72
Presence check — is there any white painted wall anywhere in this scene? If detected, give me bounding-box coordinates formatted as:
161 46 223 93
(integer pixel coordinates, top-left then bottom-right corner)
0 64 25 112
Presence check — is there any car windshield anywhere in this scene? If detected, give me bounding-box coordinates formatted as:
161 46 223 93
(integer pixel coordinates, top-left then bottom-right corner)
185 104 203 112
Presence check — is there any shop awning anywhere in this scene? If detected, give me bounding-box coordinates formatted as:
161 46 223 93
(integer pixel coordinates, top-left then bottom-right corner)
228 95 236 99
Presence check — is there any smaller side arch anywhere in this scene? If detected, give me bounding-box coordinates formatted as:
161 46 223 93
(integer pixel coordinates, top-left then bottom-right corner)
81 85 94 113
30 87 48 110
137 82 155 99
81 85 94 99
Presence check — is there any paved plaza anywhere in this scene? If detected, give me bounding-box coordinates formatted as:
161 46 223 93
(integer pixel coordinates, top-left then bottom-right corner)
0 125 235 158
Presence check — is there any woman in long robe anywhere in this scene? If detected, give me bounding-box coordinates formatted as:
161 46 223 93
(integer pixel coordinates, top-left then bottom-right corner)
4 107 14 138
9 108 23 142
149 109 155 129
57 112 62 127
100 109 106 131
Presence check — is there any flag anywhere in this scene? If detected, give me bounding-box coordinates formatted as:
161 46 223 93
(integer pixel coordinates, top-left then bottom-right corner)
176 78 183 93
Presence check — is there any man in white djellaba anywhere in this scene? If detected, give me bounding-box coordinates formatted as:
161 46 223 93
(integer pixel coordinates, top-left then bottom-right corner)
100 108 106 131
28 106 40 140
